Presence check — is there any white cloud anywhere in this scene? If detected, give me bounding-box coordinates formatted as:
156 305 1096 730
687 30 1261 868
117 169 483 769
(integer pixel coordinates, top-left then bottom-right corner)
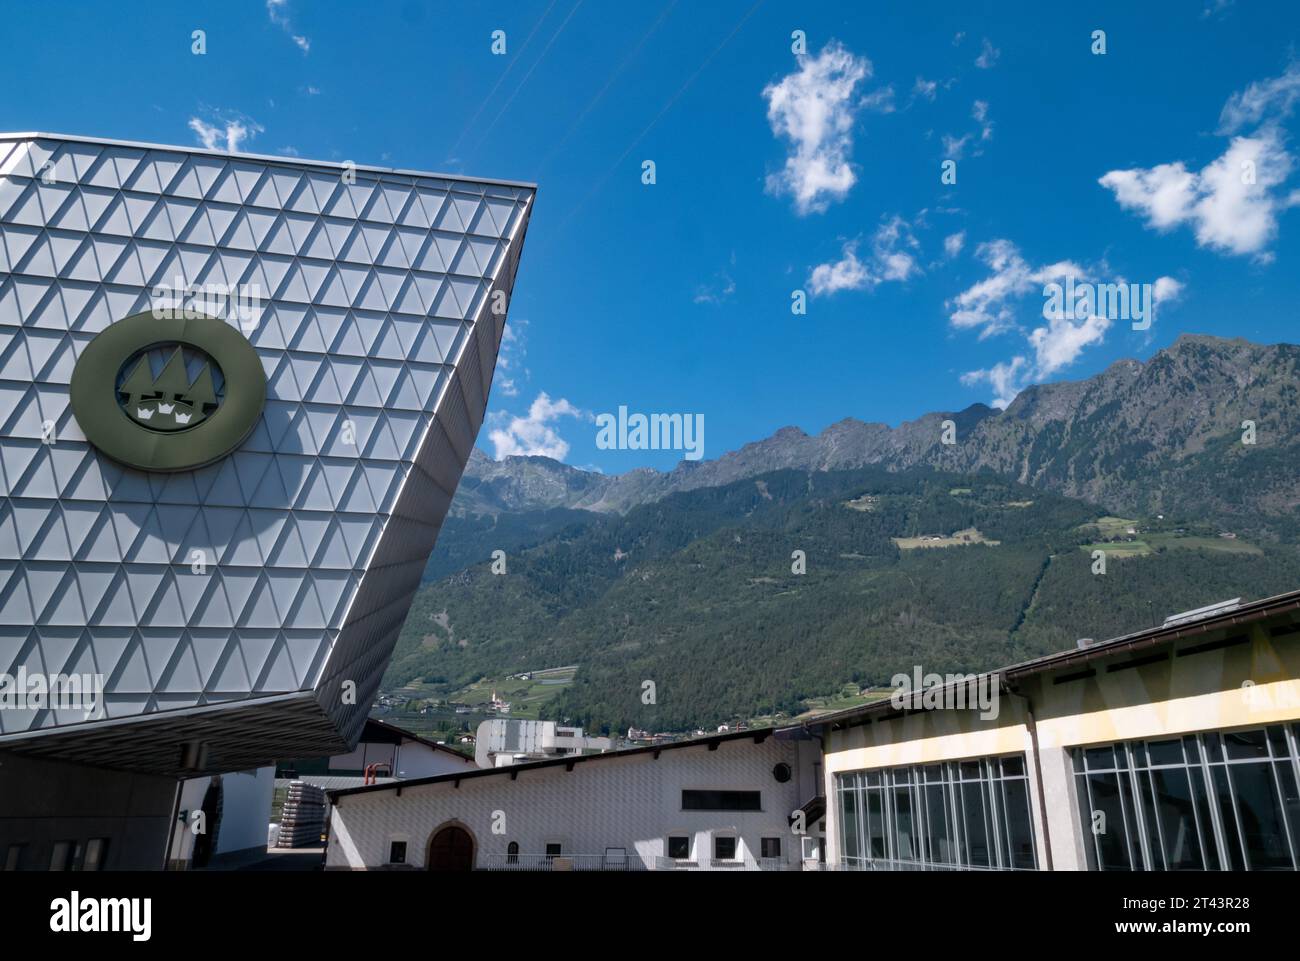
955 243 1186 406
943 231 965 257
808 243 870 296
946 239 1086 337
495 320 529 397
188 114 264 153
1027 310 1111 378
972 100 993 140
808 216 920 296
1102 65 1300 258
267 0 311 54
1029 276 1180 378
488 392 584 460
1153 275 1185 304
1099 128 1294 257
913 77 938 101
1217 62 1300 133
961 356 1025 409
942 133 971 160
763 41 876 215
693 274 736 304
861 86 896 114
975 38 1000 69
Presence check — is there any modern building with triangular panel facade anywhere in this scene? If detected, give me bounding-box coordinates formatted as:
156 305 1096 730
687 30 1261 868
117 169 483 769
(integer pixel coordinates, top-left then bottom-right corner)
0 133 533 868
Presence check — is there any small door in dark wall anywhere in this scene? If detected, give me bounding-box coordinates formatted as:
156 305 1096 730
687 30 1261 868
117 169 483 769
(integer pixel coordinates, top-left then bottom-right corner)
427 825 473 871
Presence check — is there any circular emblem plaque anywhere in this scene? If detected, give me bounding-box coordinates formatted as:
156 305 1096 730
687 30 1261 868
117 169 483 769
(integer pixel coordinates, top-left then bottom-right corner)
71 311 267 472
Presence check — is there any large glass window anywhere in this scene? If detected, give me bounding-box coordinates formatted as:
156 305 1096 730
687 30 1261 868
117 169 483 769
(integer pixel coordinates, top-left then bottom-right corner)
1072 723 1300 871
834 754 1037 870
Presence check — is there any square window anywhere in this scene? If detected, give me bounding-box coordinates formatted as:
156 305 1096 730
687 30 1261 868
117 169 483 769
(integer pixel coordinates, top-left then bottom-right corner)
714 836 737 861
389 841 407 864
760 837 781 859
545 842 562 858
667 836 690 859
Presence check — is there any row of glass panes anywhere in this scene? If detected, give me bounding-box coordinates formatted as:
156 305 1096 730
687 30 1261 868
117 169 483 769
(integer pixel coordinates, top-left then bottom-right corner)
835 755 1037 870
1072 723 1300 870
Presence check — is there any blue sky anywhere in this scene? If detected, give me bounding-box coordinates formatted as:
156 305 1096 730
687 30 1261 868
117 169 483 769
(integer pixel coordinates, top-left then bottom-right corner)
3 1 1299 472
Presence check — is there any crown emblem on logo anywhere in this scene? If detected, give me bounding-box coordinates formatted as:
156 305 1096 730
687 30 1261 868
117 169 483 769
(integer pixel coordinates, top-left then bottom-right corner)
117 345 221 433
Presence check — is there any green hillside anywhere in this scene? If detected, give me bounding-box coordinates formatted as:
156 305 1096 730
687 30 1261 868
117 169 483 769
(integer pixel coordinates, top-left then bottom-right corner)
387 466 1300 733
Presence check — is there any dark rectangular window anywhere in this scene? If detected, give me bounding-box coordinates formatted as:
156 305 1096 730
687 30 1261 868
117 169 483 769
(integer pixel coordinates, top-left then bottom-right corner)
49 841 74 872
713 836 737 860
389 841 406 864
667 836 690 859
760 837 781 859
82 839 108 872
682 790 761 811
545 842 562 858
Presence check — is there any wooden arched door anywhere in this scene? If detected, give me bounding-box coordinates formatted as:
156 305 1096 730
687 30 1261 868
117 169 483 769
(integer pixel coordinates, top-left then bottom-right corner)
427 825 474 871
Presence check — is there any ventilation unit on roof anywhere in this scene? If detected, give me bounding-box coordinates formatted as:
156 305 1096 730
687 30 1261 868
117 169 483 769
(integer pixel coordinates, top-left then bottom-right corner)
1163 597 1242 629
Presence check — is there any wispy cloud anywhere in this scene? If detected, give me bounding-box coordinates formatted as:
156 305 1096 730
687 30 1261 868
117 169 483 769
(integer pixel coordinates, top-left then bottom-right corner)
495 320 530 398
694 255 737 304
952 240 1183 407
188 112 264 153
975 37 1000 69
972 100 993 140
267 0 310 54
947 240 1086 339
1218 62 1300 133
942 133 971 160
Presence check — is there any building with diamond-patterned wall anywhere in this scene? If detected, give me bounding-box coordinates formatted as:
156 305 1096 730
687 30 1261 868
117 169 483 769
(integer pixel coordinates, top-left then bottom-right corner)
0 132 534 782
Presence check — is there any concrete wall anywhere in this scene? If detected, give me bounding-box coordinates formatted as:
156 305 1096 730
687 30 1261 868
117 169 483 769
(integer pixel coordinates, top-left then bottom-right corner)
327 736 810 870
0 752 176 870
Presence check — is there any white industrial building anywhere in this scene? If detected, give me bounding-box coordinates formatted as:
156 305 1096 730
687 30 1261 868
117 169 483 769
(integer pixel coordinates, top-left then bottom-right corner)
326 728 826 870
287 718 477 785
474 718 612 768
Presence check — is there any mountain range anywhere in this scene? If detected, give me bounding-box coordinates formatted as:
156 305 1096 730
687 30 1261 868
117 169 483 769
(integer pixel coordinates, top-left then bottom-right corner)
385 334 1300 732
454 334 1300 537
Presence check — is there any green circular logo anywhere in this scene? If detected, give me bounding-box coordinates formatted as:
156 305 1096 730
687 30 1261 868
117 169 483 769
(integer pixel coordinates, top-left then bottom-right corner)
71 311 267 472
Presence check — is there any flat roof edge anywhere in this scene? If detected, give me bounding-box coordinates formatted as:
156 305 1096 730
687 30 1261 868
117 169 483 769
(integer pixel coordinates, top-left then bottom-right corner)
0 132 538 191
